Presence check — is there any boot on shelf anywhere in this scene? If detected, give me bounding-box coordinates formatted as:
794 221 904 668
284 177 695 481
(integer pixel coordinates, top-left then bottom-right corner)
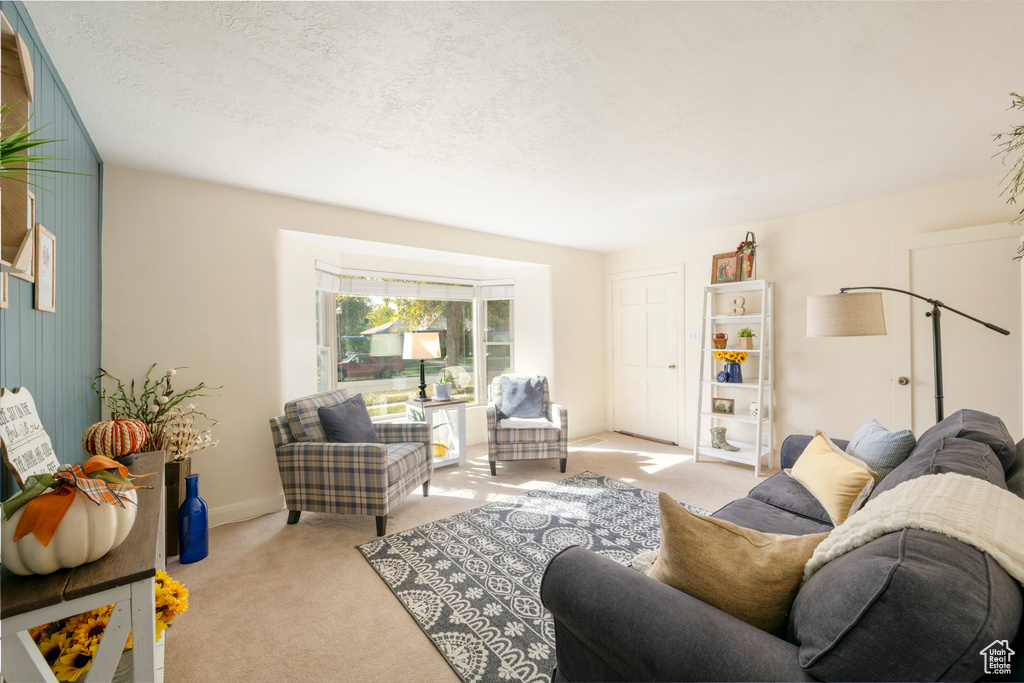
710 427 740 452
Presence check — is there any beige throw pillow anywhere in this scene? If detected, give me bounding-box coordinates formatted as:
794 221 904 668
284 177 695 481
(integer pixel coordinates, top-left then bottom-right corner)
648 492 829 636
787 431 876 525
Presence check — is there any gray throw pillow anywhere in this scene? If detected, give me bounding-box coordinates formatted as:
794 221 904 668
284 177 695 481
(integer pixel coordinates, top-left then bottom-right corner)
845 418 916 481
318 394 379 444
1007 439 1024 499
499 376 544 419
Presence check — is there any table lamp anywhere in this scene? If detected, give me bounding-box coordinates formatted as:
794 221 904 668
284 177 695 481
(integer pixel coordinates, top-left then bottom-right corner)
807 286 1010 423
403 332 441 401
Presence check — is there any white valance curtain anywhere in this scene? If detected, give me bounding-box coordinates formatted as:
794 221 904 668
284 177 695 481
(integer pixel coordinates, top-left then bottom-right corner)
315 261 514 300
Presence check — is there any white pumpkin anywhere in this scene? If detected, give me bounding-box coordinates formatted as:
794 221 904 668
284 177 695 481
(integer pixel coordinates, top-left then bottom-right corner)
1 488 138 575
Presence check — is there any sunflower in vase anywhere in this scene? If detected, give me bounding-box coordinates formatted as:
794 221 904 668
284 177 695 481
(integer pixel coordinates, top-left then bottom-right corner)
713 350 748 384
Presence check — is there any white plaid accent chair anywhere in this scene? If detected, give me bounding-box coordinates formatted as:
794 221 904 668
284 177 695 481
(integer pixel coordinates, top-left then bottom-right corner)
269 389 432 536
485 374 568 476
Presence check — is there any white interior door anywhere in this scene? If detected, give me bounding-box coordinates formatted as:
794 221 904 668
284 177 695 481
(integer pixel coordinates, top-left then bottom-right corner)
611 272 679 443
892 224 1023 438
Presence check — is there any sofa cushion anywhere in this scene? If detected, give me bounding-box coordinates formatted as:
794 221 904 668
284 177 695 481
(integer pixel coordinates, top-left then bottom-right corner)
1008 439 1024 499
713 498 834 536
494 419 560 444
285 388 350 442
911 408 1016 472
499 376 545 419
787 432 876 525
385 443 424 483
318 394 379 444
649 492 829 636
870 436 1007 500
845 418 916 481
747 472 831 526
791 528 1023 682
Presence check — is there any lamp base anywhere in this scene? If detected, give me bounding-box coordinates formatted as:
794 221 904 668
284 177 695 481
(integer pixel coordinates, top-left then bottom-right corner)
418 359 428 400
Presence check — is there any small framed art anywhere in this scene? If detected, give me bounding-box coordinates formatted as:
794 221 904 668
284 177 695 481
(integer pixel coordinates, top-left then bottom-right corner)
711 252 740 284
34 223 55 313
712 397 735 415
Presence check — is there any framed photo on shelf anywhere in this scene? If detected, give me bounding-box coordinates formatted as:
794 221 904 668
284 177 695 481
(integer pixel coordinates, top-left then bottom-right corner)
712 397 735 415
711 252 740 284
34 224 55 313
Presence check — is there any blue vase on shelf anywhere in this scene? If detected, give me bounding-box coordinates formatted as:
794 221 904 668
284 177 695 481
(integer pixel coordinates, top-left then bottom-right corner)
178 473 209 564
725 362 743 384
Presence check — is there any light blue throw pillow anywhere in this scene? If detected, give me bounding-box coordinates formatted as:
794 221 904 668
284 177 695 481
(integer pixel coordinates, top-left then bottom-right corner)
845 419 916 481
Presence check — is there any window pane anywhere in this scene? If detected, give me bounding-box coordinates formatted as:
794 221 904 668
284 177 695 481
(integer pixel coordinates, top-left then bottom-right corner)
486 300 511 342
485 344 512 390
336 294 475 417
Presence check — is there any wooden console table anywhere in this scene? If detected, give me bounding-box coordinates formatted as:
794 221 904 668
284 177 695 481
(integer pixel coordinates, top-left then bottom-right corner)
1 451 166 682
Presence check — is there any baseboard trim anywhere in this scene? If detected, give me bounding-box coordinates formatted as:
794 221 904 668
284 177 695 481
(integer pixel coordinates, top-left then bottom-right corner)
568 422 608 441
209 492 285 528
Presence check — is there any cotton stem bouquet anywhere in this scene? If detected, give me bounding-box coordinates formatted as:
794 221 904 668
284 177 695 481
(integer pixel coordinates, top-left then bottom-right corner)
93 364 220 457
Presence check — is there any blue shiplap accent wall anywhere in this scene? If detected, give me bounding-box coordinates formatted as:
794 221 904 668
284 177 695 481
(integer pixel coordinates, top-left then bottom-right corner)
0 1 102 495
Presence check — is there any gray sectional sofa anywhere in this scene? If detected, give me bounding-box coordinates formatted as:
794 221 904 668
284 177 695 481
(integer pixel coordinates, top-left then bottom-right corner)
541 410 1023 682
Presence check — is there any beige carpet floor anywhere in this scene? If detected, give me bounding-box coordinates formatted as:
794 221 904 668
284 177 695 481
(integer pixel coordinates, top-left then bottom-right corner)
163 432 776 682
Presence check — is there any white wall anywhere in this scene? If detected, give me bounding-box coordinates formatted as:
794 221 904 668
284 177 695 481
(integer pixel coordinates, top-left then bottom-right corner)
606 175 1020 449
102 166 606 524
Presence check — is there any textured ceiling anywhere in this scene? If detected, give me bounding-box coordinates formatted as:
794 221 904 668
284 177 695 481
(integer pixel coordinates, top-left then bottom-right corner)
25 1 1024 252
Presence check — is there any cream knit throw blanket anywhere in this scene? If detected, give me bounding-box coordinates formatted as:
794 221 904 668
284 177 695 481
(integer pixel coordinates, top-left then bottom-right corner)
804 472 1024 584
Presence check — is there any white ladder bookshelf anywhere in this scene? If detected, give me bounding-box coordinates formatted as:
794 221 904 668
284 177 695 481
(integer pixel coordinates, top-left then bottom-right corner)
694 280 774 476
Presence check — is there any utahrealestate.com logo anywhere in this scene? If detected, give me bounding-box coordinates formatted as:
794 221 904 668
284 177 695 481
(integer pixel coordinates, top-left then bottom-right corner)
980 640 1015 675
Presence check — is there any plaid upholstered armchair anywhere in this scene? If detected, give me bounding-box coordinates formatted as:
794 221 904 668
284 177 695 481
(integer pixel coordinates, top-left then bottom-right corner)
485 374 568 476
269 389 432 536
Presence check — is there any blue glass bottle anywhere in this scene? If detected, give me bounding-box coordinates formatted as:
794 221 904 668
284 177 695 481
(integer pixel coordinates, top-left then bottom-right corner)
178 473 209 563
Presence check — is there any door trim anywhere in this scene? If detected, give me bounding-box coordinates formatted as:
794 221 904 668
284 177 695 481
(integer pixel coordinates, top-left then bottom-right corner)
605 265 685 443
891 223 1024 429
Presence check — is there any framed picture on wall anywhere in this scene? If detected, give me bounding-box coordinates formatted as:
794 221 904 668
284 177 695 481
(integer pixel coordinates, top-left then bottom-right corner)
34 224 55 313
711 252 740 284
712 397 735 414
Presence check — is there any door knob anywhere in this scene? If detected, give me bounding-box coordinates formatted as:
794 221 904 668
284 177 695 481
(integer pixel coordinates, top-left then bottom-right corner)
897 376 909 385
668 364 677 369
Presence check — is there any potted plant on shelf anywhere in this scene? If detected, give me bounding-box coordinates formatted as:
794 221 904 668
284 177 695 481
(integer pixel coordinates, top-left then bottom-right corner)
737 327 756 350
432 371 452 400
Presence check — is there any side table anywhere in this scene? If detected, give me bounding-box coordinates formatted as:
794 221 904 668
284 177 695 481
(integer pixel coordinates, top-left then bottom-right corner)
405 399 467 468
1 451 166 682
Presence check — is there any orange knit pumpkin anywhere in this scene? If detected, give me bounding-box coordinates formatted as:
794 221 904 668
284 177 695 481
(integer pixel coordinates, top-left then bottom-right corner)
82 415 149 458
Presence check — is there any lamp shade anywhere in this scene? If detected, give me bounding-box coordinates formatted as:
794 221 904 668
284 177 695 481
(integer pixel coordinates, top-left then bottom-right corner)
403 331 441 360
807 292 886 337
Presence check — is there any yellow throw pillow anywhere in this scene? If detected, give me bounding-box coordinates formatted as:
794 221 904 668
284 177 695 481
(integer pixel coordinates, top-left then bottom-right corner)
787 431 876 526
648 492 829 636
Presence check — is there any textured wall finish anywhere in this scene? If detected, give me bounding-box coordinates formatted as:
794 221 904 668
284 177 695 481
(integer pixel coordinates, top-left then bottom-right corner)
0 2 102 496
24 1 1024 251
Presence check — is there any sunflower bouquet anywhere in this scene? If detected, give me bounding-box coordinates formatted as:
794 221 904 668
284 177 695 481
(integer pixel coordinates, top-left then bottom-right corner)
27 570 189 682
713 350 748 364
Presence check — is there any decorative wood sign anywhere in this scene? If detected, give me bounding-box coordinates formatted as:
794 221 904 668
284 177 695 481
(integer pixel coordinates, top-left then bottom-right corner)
0 387 60 487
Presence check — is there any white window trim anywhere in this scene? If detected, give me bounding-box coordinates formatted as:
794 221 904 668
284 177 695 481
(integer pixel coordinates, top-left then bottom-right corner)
315 262 514 411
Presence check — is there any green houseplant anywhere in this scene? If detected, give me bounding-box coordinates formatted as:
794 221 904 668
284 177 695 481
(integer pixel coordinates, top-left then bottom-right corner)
737 327 756 350
0 103 78 186
432 371 452 400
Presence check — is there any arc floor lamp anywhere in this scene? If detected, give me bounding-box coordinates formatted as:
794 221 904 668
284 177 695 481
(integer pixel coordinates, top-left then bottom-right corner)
807 286 1010 423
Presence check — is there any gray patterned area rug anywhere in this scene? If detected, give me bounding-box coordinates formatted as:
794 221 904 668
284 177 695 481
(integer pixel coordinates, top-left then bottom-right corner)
357 471 708 683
